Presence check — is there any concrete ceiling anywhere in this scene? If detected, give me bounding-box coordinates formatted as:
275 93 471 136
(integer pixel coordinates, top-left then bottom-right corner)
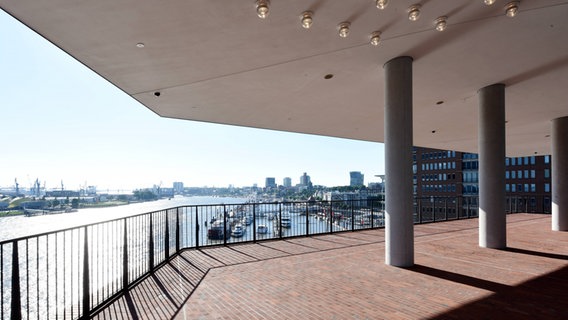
2 0 567 156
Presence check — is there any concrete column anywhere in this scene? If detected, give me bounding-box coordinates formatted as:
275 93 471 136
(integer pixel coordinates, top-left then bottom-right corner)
552 116 568 231
478 84 506 248
384 56 414 267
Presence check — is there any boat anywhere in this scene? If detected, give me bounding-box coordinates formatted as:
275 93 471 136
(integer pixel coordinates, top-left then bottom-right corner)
280 213 292 228
242 215 252 225
257 224 268 234
207 220 231 240
232 223 246 237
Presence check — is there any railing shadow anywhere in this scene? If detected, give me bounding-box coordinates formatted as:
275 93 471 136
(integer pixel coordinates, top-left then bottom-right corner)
503 247 568 261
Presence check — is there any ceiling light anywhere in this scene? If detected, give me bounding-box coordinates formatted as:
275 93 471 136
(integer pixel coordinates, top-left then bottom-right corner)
256 0 269 19
338 22 350 38
301 11 313 29
505 1 519 17
136 43 145 48
484 0 496 5
376 0 388 10
435 16 447 31
370 31 381 46
408 4 421 21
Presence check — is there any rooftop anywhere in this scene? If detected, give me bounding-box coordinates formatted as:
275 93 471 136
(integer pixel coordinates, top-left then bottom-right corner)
94 214 567 319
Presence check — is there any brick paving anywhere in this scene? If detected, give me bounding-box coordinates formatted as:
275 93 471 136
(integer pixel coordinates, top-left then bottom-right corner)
94 214 568 320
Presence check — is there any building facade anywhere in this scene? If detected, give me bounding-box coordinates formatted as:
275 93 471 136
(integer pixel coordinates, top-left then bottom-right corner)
413 147 551 214
349 171 364 187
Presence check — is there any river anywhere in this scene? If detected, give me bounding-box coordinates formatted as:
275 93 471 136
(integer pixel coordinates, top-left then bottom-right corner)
0 196 248 242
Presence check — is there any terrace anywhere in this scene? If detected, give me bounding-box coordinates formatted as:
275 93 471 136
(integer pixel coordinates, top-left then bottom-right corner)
94 213 567 319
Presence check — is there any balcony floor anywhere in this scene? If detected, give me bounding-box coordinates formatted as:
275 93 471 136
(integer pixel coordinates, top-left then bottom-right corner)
95 214 568 319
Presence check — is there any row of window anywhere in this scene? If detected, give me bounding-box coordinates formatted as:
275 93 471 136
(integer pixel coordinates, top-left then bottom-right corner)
420 150 457 160
420 184 458 193
420 162 457 171
419 173 457 182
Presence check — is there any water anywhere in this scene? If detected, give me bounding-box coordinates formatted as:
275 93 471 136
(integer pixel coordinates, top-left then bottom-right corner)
0 196 247 242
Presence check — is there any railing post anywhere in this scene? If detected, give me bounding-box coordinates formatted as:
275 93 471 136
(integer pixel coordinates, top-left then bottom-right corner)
122 219 128 292
164 211 170 259
278 203 282 239
195 207 200 249
253 204 257 242
176 208 180 252
328 200 333 233
305 203 309 236
148 213 154 271
223 205 228 245
467 198 471 218
82 227 90 320
11 241 22 320
350 200 355 231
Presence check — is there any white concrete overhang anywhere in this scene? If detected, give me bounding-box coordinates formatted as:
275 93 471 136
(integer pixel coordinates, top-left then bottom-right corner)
1 0 567 156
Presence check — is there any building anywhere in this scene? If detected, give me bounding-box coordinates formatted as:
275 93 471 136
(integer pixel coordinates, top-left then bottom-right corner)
349 171 364 187
265 177 276 189
173 182 184 194
283 177 292 188
299 172 311 187
413 147 552 214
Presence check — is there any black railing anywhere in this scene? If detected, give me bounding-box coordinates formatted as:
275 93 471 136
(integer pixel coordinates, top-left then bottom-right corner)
0 195 548 319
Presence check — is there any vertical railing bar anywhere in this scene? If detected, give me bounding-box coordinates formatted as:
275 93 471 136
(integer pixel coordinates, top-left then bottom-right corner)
123 218 128 292
223 205 227 245
71 230 74 319
279 203 283 239
26 238 29 320
350 200 355 231
176 208 180 252
63 232 66 320
47 234 51 318
1 245 3 320
306 203 309 236
11 240 22 320
165 210 170 259
195 207 200 249
82 226 90 320
149 213 154 271
253 204 257 242
55 233 59 319
36 237 40 320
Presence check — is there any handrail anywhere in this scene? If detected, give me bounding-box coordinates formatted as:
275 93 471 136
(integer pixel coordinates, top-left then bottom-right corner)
0 195 550 319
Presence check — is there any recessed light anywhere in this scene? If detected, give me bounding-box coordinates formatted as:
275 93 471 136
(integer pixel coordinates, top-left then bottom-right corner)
408 4 421 21
338 22 350 38
435 16 447 32
136 43 145 48
324 74 334 80
370 31 381 46
301 11 313 29
154 91 161 97
505 1 519 18
431 130 436 133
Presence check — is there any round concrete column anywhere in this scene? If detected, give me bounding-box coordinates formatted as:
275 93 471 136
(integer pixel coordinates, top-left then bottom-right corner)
552 116 568 231
478 84 506 248
384 56 414 267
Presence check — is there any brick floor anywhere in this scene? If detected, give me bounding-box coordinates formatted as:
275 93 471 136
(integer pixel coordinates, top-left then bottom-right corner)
94 214 568 320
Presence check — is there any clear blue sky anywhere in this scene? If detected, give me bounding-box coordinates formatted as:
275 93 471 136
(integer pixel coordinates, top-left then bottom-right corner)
0 10 384 191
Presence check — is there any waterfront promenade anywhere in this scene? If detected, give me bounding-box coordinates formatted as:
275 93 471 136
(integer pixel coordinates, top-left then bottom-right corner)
94 214 567 319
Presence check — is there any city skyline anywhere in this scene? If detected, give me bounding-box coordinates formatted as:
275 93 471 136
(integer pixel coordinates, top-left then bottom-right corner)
0 10 385 191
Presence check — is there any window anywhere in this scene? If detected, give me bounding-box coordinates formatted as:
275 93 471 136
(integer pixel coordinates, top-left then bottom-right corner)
512 184 516 192
506 184 510 192
512 158 516 166
512 171 516 179
531 170 536 179
517 184 522 192
524 157 529 165
524 184 529 192
545 183 550 193
518 170 522 179
531 184 536 193
505 158 510 166
544 155 550 164
530 156 536 165
506 171 510 179
524 170 529 179
545 169 550 178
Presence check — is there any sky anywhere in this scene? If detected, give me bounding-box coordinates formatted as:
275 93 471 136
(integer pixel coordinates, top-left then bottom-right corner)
0 10 384 192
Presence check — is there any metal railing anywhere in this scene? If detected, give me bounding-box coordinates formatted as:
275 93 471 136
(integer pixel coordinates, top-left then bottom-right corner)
0 195 548 319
